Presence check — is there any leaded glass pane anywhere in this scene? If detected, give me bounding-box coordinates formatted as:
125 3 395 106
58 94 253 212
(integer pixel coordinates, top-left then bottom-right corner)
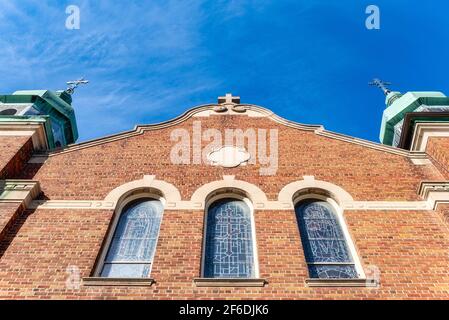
295 200 358 279
100 199 163 278
204 199 255 278
305 240 352 263
101 263 151 278
308 265 358 279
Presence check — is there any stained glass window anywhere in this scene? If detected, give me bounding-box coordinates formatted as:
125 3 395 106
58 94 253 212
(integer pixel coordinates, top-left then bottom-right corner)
295 200 358 279
204 198 256 278
100 198 164 278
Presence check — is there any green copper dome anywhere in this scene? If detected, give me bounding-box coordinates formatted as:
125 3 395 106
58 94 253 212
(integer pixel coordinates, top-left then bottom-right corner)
379 91 449 147
0 89 79 149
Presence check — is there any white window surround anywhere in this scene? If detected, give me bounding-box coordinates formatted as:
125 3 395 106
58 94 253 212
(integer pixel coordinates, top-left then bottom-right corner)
190 176 269 210
278 177 354 207
198 191 262 285
103 175 179 206
293 194 367 283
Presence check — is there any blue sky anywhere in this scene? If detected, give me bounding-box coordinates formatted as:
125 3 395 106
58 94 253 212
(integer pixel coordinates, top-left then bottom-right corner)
1 0 449 143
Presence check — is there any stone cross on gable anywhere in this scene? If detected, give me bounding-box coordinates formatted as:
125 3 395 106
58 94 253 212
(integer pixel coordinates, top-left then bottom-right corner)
218 93 240 104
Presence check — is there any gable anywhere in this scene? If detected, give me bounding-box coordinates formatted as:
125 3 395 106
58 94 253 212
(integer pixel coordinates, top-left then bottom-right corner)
42 103 427 159
22 104 443 202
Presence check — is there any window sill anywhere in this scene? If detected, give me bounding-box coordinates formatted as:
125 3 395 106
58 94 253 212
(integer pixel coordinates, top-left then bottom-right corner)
82 277 155 287
193 278 267 287
305 278 378 287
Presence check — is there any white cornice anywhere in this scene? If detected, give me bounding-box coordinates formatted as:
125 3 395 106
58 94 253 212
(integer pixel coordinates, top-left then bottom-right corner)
418 181 449 210
410 122 449 152
0 121 48 150
0 180 41 208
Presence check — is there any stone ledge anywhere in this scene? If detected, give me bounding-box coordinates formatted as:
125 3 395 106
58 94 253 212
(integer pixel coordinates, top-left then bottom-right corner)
410 122 449 152
0 180 41 208
0 121 48 150
193 278 267 287
82 277 155 287
305 278 378 287
418 181 449 197
418 181 449 209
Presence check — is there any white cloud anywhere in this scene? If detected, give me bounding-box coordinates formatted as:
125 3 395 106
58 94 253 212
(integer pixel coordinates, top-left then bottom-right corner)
0 0 224 140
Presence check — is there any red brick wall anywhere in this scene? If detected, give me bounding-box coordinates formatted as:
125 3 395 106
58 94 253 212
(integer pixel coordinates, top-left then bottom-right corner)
0 115 448 299
0 207 449 299
0 136 34 179
23 116 443 201
437 204 449 226
426 137 449 178
0 203 24 244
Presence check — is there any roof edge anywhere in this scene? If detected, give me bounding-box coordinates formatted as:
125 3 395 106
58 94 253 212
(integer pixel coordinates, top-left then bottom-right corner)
42 103 426 159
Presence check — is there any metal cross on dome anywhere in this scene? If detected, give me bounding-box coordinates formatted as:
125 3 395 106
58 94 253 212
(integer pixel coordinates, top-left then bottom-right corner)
66 77 89 95
369 78 392 95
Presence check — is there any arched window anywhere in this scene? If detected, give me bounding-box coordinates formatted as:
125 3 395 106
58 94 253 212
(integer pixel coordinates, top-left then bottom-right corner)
100 198 164 278
203 198 257 278
295 199 359 279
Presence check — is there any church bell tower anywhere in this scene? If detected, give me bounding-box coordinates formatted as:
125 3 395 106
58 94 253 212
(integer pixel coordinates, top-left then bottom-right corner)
0 88 79 149
0 80 86 179
373 79 449 172
0 78 87 151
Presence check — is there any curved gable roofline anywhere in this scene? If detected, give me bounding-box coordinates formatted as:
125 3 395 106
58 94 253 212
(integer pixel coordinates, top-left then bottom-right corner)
44 102 426 159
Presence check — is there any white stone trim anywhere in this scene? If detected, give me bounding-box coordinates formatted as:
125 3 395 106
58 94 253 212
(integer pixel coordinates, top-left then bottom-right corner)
418 182 449 210
207 145 251 168
0 180 41 208
29 199 435 211
410 122 449 152
305 278 375 287
278 176 354 207
410 158 432 165
193 278 267 287
28 177 447 212
190 175 269 210
192 107 266 118
83 277 155 286
0 121 48 150
28 200 116 210
104 175 181 208
342 201 431 210
0 130 36 136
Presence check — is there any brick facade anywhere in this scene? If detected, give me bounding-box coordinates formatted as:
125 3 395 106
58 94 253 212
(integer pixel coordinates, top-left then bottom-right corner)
426 137 449 179
0 136 33 179
0 109 448 299
0 202 24 244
